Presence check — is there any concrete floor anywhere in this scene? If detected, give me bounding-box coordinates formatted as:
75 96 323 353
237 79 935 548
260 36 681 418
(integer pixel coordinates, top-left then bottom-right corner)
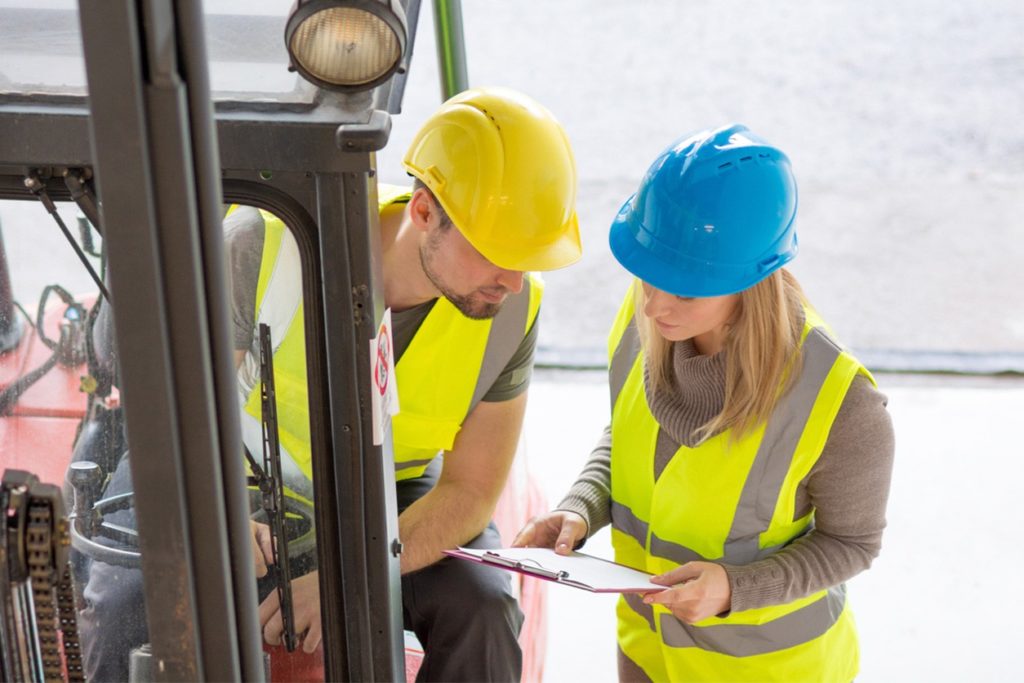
523 369 1024 682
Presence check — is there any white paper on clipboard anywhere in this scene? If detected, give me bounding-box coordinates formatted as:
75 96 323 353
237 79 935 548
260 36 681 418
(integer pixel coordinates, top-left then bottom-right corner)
445 546 666 594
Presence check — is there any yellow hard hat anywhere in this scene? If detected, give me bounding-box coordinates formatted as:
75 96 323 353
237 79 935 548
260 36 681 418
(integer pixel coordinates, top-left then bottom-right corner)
403 86 582 271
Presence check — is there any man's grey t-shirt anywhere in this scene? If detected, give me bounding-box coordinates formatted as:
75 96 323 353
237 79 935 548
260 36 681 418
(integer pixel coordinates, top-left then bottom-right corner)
224 205 537 402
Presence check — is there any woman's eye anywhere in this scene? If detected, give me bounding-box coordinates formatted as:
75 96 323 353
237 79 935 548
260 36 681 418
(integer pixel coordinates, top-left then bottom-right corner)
675 295 694 302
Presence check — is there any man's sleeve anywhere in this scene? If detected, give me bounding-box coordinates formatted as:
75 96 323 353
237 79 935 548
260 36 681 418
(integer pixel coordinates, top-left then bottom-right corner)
480 314 539 402
222 206 265 351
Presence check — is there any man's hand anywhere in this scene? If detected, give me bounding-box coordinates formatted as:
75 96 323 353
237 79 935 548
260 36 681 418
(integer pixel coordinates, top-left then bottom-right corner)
511 510 588 555
250 520 274 578
259 571 322 654
644 561 731 623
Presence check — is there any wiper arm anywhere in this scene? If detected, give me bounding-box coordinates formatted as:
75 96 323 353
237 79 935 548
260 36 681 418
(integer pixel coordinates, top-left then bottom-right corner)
62 168 102 241
24 171 110 302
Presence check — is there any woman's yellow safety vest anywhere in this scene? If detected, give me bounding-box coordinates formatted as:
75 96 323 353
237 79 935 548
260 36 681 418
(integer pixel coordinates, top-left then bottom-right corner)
607 283 873 682
239 187 543 493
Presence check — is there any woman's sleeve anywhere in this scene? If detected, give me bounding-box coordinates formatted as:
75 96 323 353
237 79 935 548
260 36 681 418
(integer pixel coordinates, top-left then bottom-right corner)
555 424 614 538
722 374 895 613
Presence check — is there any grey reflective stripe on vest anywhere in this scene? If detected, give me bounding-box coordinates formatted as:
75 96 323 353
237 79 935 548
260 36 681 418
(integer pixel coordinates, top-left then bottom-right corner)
609 319 641 413
613 499 709 566
611 500 650 548
649 533 707 566
467 277 534 413
395 457 437 474
623 592 656 631
656 584 847 656
614 523 788 569
721 327 841 564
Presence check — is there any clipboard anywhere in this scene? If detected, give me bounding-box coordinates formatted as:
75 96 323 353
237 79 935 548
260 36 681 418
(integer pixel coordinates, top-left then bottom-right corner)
443 546 667 594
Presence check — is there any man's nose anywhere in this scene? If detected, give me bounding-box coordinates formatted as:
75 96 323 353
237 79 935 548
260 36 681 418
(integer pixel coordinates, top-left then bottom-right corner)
496 270 525 294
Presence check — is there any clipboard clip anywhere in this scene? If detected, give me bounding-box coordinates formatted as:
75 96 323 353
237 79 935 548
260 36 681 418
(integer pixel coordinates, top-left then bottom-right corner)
483 551 569 580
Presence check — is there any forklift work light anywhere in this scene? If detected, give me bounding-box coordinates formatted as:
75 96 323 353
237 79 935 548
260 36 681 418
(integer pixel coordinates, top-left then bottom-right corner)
285 0 408 92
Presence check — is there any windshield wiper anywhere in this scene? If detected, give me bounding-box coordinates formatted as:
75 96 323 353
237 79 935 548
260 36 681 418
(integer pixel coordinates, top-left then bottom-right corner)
242 323 297 652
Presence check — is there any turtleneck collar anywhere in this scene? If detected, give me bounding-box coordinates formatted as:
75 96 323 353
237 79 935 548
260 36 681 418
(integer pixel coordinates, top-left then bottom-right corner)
643 338 727 447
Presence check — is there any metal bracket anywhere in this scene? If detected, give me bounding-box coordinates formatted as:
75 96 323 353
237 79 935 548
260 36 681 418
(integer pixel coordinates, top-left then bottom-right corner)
336 110 392 153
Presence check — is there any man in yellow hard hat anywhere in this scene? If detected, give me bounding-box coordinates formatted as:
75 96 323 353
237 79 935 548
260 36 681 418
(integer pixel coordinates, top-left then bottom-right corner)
236 86 581 680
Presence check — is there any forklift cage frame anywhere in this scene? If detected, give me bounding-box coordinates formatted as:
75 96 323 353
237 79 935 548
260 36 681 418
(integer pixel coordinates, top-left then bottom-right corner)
0 0 470 679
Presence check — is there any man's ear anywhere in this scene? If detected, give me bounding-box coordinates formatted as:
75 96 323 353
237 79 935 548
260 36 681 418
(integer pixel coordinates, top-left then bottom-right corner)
407 187 437 233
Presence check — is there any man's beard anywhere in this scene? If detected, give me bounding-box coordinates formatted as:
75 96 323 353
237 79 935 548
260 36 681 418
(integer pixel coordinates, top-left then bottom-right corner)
420 237 504 320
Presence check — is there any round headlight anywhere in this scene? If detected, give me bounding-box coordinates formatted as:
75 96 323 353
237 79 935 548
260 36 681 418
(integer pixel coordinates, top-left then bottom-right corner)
286 2 407 91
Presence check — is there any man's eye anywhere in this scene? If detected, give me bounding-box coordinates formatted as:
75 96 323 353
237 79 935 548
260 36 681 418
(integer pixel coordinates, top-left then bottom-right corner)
675 296 694 302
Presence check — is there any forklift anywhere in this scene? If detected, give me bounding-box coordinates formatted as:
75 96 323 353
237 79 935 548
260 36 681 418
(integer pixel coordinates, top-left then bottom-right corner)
0 1 545 680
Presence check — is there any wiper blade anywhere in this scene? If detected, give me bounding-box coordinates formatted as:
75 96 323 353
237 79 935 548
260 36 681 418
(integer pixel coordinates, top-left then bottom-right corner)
258 323 297 652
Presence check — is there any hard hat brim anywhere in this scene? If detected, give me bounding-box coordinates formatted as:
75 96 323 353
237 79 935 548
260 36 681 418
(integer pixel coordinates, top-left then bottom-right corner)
474 210 583 272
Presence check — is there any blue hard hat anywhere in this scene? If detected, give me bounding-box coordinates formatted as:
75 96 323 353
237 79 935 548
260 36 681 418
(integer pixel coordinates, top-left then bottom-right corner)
609 124 798 297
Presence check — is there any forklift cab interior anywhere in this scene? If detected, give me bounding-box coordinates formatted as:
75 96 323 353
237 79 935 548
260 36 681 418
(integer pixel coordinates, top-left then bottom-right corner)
1 1 546 681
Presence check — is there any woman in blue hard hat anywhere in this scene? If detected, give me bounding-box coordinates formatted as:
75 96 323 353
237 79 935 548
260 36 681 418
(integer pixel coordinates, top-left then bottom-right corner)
514 124 895 681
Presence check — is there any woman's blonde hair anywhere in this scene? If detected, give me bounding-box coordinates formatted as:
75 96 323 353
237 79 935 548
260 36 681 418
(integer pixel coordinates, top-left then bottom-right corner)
635 268 806 443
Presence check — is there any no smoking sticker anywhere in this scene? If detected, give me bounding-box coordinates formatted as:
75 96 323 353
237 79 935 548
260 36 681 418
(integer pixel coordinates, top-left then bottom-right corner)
370 309 399 445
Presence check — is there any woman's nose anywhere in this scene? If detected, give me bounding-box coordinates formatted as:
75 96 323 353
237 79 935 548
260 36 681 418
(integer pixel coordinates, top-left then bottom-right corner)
643 286 671 318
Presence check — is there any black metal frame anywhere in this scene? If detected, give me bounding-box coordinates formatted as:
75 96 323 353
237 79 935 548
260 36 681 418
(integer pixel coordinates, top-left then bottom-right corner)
0 0 411 679
77 1 255 679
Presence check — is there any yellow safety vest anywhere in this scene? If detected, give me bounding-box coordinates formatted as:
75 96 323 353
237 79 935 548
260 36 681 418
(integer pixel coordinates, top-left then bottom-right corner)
607 282 872 682
239 187 543 491
378 185 544 480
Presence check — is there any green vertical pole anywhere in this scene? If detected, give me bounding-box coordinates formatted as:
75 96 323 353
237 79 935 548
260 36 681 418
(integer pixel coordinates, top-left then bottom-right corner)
433 0 469 100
